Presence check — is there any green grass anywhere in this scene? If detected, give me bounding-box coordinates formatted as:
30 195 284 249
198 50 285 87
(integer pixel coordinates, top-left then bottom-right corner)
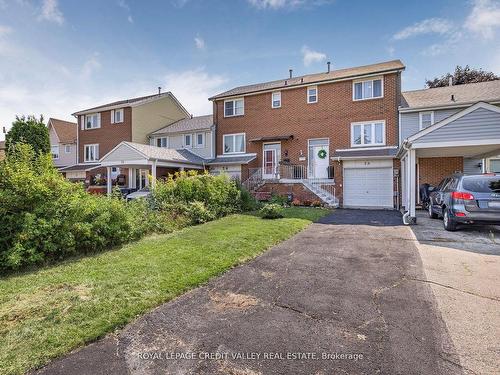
0 207 330 375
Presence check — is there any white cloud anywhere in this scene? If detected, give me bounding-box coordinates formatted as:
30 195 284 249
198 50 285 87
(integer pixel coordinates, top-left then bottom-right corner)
127 15 134 23
117 0 130 11
301 45 326 66
393 18 453 40
247 0 331 9
81 53 101 80
386 46 395 57
194 36 205 50
465 0 500 39
0 25 12 37
38 0 64 25
163 68 227 115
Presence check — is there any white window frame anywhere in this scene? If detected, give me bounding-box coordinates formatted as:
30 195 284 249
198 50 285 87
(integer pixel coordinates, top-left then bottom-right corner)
350 121 386 147
224 98 245 117
156 137 168 148
419 111 434 130
352 77 384 101
223 133 246 155
51 145 59 160
195 132 205 148
271 91 281 108
307 86 318 104
183 134 193 148
64 145 71 153
84 144 99 162
111 108 124 124
85 113 100 129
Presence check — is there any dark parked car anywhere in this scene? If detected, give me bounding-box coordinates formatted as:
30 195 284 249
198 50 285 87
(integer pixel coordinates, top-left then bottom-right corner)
428 174 500 231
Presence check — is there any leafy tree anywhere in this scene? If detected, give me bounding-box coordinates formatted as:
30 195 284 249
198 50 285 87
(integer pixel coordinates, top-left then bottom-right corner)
5 115 50 156
426 65 499 88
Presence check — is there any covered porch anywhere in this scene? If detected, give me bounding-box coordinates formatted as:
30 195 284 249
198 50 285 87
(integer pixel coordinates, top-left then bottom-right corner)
400 102 500 222
99 141 206 195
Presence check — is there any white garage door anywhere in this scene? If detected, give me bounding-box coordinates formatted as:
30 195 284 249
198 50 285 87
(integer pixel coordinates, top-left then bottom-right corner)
344 167 394 208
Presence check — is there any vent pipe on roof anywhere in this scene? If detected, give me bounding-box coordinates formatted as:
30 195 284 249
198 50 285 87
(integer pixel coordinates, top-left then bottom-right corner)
158 86 161 95
448 77 453 86
451 94 456 102
327 61 331 73
289 69 293 78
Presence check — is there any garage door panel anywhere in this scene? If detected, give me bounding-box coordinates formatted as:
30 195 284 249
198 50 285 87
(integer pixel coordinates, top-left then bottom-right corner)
344 167 393 208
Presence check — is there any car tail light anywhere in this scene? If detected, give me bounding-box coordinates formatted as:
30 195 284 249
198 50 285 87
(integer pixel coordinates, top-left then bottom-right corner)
451 191 475 200
455 212 466 217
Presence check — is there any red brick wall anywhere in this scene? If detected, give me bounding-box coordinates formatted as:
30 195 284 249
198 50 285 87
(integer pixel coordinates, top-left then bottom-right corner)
256 183 320 203
78 107 133 163
214 73 400 170
418 157 464 187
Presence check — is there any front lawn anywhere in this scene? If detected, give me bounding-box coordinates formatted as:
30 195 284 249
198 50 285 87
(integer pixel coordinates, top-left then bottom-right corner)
0 207 329 375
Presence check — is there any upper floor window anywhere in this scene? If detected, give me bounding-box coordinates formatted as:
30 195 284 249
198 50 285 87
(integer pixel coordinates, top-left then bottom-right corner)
307 86 318 104
419 111 434 129
156 137 168 148
64 145 71 153
223 133 245 154
85 113 100 129
353 78 383 100
351 121 385 147
184 134 192 148
111 108 124 124
84 144 99 162
224 98 244 117
195 133 205 148
51 145 59 160
272 91 281 108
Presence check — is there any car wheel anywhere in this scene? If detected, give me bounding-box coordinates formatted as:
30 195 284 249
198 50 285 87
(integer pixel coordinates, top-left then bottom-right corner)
428 203 438 219
443 209 457 231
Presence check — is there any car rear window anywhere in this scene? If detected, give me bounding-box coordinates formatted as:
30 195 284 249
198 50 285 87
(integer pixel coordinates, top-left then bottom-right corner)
462 176 500 193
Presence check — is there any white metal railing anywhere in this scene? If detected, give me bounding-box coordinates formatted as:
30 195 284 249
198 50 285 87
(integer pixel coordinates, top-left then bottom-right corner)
279 164 308 180
243 168 264 191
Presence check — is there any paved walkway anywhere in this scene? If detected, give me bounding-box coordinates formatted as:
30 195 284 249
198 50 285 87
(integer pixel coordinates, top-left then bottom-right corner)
36 210 462 375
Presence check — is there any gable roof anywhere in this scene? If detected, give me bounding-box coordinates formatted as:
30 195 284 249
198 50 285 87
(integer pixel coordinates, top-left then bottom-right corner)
401 80 500 110
48 118 77 143
150 115 213 136
407 101 500 143
209 60 405 100
72 92 190 117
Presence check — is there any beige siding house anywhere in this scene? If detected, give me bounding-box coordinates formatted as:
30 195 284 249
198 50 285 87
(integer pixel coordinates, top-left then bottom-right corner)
48 118 77 168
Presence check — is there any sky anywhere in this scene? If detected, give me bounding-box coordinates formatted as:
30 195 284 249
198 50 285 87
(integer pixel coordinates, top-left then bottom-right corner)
1 0 500 140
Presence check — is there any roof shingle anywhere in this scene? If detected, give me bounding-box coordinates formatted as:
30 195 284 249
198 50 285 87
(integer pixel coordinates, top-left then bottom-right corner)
49 118 77 144
150 115 213 135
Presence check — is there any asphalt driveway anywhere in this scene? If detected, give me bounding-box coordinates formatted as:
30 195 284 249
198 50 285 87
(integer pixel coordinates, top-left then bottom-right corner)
35 210 463 375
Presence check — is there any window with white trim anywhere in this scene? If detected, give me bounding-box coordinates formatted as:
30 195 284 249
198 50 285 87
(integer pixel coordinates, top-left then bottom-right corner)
195 133 205 148
85 113 100 129
307 86 318 104
64 145 71 153
223 133 245 154
419 111 434 129
351 121 385 146
156 137 168 148
353 78 383 100
111 108 124 123
184 134 192 148
224 98 244 117
51 145 59 159
84 144 99 162
272 91 281 108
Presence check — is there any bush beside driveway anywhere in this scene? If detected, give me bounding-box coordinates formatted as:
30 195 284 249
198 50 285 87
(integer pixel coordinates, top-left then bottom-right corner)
0 208 329 375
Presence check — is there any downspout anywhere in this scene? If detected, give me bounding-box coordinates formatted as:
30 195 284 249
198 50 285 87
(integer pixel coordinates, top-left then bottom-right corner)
401 141 412 225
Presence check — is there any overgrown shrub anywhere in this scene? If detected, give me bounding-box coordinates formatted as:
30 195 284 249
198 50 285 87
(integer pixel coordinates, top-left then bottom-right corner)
260 203 284 219
185 201 215 224
239 186 260 211
269 193 289 206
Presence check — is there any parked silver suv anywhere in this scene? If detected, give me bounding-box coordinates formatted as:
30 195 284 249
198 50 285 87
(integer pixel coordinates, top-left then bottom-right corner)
428 174 500 231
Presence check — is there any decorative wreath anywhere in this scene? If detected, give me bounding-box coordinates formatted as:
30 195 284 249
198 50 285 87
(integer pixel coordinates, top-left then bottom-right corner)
317 149 327 159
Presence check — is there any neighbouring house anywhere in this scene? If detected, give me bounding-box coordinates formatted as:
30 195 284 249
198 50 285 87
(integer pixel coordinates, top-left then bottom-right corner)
209 60 405 207
48 118 77 169
60 91 192 189
399 80 500 222
0 140 5 160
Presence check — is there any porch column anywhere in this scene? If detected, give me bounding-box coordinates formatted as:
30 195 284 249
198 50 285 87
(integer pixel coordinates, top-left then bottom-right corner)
151 160 157 188
407 149 417 220
106 166 112 196
128 168 135 188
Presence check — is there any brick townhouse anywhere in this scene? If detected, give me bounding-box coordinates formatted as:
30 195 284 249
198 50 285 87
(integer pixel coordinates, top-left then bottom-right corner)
209 60 405 208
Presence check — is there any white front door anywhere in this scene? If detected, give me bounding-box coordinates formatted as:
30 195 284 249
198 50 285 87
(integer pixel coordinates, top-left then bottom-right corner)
311 145 329 178
263 143 281 179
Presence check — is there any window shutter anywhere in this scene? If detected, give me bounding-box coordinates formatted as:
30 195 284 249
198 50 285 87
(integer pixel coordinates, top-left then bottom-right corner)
80 116 85 130
97 113 101 128
96 144 99 160
110 110 115 124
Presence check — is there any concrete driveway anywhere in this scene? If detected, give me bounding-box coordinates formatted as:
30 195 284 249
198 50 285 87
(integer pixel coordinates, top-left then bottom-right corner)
35 210 496 375
410 212 500 375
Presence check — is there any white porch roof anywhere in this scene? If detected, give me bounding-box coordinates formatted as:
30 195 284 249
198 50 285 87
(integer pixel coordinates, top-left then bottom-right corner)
99 141 206 169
